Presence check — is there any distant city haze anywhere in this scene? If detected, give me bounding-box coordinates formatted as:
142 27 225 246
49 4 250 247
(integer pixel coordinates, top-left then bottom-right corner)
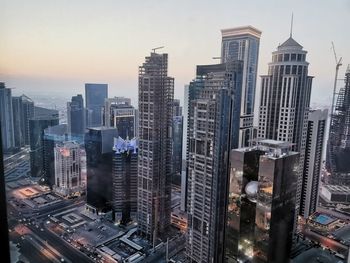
1 0 349 109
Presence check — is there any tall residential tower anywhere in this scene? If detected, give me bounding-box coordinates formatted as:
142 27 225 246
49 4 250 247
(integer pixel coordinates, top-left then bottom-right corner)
137 52 174 243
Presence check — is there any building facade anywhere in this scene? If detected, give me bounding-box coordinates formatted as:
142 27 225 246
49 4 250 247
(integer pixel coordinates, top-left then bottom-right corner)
67 94 85 140
225 140 299 263
186 61 243 263
301 109 327 218
0 83 14 151
327 67 350 186
103 97 136 139
85 83 108 128
12 96 24 148
21 95 35 145
43 124 68 186
112 137 138 225
54 141 83 197
221 26 261 147
29 116 59 178
137 52 174 243
257 36 313 219
85 127 117 213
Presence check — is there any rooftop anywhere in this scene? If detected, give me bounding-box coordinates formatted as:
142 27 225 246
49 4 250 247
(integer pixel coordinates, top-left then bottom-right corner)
278 37 303 50
221 25 262 39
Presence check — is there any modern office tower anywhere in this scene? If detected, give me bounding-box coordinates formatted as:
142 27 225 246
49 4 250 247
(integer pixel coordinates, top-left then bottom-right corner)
53 141 83 197
172 115 183 176
0 121 11 263
186 61 243 263
112 137 138 225
21 95 34 145
221 26 261 147
0 83 14 151
29 115 59 178
103 97 136 139
137 52 174 243
173 99 182 117
327 67 350 185
300 109 328 218
67 94 85 139
34 106 59 118
180 86 189 212
257 35 313 220
12 96 24 148
225 140 299 263
43 124 68 186
85 83 108 127
85 127 117 213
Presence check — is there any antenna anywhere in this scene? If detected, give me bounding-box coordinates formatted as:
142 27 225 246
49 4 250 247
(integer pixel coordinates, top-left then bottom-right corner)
152 46 164 53
290 13 294 37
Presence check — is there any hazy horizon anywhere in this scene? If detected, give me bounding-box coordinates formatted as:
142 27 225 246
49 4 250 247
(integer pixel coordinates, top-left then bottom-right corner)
1 0 349 108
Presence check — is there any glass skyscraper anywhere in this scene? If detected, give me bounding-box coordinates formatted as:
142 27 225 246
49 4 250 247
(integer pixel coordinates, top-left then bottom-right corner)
225 140 299 263
67 94 85 140
85 83 108 128
0 83 14 151
221 26 261 147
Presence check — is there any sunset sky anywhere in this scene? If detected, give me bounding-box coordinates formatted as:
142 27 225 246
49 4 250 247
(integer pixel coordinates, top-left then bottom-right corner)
1 0 349 108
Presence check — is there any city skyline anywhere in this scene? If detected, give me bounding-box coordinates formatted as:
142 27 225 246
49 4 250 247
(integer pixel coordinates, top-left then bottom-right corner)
1 0 350 108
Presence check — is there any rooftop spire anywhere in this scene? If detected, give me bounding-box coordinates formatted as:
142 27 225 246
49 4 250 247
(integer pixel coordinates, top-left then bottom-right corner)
290 13 294 38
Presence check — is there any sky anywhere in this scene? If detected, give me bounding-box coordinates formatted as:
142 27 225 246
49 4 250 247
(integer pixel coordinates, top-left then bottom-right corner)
1 0 349 109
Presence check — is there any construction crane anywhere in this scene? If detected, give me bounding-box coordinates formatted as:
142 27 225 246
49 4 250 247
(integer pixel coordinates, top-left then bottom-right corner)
152 46 164 53
330 42 343 118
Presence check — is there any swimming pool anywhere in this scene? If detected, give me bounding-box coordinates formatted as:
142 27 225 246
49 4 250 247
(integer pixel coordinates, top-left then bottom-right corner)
315 214 335 225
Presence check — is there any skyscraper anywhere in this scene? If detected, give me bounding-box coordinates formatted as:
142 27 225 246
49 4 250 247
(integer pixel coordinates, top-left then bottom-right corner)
221 26 261 147
112 137 138 225
186 61 243 263
85 83 108 127
225 140 299 263
172 99 183 176
67 94 85 139
327 67 350 185
137 52 174 243
103 97 136 139
0 83 14 151
257 35 313 219
53 141 83 197
21 95 34 145
29 116 59 178
85 127 117 213
12 96 24 148
301 109 327 218
43 124 68 186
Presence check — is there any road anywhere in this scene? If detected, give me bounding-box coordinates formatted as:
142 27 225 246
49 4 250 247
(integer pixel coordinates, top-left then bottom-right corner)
301 227 348 255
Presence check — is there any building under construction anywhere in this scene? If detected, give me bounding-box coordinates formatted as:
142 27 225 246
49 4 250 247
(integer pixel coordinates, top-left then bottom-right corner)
327 66 350 185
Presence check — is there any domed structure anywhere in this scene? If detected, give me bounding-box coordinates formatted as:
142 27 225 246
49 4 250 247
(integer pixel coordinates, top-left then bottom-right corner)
245 181 259 203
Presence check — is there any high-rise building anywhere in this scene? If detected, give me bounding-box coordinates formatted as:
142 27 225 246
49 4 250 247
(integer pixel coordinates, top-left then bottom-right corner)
103 97 136 139
186 61 243 263
112 137 138 225
301 109 328 218
327 67 350 185
225 140 299 263
53 141 83 197
221 26 261 147
257 35 313 219
85 83 108 127
43 124 68 186
180 86 189 212
85 127 117 213
67 94 85 140
0 83 14 151
0 121 11 263
172 115 183 176
21 95 34 145
137 52 174 243
12 96 24 148
29 116 59 178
